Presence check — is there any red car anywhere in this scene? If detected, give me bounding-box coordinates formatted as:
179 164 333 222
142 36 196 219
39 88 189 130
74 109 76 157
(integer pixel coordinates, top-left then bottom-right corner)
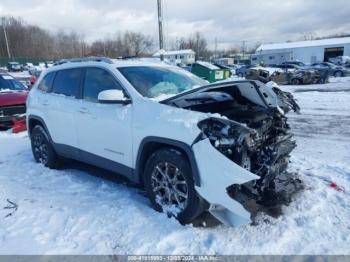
0 72 28 132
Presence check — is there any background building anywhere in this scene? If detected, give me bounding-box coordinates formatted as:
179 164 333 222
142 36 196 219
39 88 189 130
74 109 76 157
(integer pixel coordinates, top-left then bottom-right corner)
252 37 350 65
153 49 195 65
212 57 234 65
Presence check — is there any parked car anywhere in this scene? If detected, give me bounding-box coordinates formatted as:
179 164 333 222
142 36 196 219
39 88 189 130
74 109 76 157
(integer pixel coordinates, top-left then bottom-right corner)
275 64 301 71
329 56 350 65
27 57 301 227
308 62 350 77
247 67 328 85
283 69 328 85
0 73 28 130
235 64 254 77
282 61 306 67
7 62 22 72
23 62 36 72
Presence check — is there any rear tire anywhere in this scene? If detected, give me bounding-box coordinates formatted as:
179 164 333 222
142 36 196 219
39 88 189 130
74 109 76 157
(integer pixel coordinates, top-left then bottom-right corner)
334 71 343 77
144 148 206 224
30 125 61 169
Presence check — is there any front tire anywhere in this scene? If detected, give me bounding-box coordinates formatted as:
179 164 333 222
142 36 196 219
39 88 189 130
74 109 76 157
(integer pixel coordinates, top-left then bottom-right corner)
30 125 61 169
144 148 206 224
291 78 301 85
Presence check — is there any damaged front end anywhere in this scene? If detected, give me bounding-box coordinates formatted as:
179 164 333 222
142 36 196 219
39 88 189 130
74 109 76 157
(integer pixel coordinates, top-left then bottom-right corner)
196 117 301 221
163 80 303 226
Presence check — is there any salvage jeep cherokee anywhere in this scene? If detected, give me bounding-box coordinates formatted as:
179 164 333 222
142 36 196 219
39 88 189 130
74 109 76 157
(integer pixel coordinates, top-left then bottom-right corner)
27 57 301 227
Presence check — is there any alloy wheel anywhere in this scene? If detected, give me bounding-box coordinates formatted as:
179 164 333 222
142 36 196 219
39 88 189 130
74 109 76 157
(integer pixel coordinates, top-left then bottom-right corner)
33 133 49 165
151 161 189 214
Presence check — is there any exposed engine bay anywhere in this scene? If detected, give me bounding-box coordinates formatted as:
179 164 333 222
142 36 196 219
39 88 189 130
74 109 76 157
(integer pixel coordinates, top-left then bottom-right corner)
163 80 303 221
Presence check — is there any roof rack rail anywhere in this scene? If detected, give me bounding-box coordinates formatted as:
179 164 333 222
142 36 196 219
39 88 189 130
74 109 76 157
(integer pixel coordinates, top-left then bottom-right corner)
53 56 114 66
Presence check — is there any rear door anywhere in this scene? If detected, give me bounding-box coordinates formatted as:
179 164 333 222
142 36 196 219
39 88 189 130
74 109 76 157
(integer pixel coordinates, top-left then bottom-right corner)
44 68 82 157
75 67 133 173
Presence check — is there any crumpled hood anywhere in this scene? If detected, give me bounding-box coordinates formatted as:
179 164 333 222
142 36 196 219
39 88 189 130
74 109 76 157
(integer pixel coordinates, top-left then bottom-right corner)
0 91 28 106
162 80 300 114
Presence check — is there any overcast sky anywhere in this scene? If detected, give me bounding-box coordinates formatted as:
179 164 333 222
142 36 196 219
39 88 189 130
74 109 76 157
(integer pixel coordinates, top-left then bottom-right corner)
0 0 349 49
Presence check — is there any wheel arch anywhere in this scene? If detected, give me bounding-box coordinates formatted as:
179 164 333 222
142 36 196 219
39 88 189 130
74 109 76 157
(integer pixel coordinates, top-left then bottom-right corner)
135 137 201 187
27 115 53 142
334 70 343 77
290 77 302 85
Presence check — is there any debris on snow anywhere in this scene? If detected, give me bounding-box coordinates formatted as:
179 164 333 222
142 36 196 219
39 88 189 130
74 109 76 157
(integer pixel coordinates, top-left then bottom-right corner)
3 199 18 218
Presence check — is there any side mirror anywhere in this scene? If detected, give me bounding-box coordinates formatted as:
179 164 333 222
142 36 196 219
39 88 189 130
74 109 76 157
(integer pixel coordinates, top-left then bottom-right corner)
98 90 132 105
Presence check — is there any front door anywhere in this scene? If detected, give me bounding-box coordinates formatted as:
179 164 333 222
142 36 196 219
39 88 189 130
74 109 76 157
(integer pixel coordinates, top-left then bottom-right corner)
75 67 133 174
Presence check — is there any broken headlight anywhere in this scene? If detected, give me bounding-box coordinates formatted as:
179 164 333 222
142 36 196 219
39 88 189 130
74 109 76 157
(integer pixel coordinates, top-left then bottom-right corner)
197 117 257 151
197 117 259 171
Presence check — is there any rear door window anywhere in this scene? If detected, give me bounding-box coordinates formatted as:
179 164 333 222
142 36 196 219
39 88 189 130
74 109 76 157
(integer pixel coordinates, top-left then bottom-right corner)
52 68 82 97
38 72 55 92
83 67 123 102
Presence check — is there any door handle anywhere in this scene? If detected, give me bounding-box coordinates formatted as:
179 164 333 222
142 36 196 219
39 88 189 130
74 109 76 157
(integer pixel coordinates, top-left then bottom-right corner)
42 100 49 106
78 107 90 114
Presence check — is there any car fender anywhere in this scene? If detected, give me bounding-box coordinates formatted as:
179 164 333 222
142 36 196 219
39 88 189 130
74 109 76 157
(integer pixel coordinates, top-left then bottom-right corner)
135 136 201 186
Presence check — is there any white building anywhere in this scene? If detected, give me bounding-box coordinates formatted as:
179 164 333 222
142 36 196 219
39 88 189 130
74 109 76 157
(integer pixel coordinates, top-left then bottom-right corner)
252 37 350 65
153 49 195 66
213 57 234 65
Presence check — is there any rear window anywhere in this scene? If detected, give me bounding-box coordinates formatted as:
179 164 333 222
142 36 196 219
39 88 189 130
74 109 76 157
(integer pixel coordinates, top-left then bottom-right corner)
52 68 82 97
38 72 55 92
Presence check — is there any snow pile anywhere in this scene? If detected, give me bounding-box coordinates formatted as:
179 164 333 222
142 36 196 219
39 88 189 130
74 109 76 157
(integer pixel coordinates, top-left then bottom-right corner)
0 79 350 254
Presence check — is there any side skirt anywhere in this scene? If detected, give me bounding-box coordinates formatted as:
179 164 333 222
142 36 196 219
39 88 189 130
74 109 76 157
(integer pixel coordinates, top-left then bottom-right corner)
53 143 134 181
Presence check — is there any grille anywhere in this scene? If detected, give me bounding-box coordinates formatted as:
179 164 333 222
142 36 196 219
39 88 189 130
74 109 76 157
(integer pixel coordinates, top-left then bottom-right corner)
0 104 26 116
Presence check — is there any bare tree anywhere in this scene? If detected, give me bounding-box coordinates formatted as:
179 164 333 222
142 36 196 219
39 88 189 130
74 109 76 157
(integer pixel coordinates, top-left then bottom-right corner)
89 31 153 58
178 31 209 60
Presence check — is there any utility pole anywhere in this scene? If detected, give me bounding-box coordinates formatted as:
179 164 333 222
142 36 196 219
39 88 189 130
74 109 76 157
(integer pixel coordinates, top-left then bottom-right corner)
242 40 246 62
214 37 218 60
157 0 164 61
2 18 11 59
240 40 246 64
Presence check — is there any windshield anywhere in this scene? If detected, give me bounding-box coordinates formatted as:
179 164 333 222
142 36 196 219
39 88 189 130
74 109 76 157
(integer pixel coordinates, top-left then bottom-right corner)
0 76 27 92
118 66 207 99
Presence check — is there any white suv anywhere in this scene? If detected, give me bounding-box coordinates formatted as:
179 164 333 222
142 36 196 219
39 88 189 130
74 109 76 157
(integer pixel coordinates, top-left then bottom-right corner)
27 57 301 227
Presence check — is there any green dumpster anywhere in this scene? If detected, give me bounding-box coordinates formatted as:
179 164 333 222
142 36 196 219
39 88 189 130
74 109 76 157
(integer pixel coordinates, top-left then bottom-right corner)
191 61 231 83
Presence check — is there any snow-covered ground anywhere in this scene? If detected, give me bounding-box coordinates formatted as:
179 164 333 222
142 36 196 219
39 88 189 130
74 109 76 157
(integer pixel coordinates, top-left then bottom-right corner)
0 78 350 255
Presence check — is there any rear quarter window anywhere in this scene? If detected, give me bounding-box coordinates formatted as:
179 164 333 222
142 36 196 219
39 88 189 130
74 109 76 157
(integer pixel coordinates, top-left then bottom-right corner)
38 72 55 92
52 68 82 97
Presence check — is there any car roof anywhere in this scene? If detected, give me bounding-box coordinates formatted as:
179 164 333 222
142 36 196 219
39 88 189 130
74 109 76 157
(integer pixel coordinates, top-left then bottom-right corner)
44 58 174 74
112 59 171 68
